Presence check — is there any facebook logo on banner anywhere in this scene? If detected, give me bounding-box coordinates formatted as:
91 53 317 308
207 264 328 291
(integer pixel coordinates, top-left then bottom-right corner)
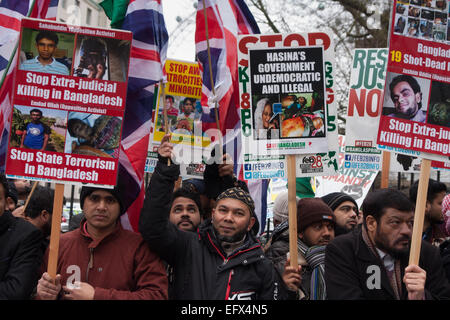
345 155 351 161
244 172 252 179
244 164 251 170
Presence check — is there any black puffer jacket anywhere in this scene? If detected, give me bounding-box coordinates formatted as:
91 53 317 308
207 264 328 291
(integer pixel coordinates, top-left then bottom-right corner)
325 227 450 300
440 239 450 283
139 157 284 300
0 211 44 299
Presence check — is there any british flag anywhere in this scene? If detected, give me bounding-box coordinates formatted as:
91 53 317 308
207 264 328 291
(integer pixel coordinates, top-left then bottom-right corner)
195 0 269 233
117 0 168 232
0 0 59 171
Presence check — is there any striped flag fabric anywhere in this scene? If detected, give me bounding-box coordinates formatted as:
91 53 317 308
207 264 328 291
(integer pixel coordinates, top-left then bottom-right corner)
195 0 269 233
100 0 168 232
0 0 59 171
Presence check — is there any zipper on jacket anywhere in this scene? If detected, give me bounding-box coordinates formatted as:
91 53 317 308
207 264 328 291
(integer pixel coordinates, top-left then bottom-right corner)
86 248 94 282
224 269 234 300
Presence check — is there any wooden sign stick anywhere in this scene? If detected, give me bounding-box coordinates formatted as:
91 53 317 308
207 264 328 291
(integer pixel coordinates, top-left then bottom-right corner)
408 158 431 266
287 155 298 269
47 183 65 279
380 151 390 189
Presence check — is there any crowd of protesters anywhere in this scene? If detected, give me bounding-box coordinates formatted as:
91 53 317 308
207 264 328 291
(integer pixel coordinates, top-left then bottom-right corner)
1 134 450 300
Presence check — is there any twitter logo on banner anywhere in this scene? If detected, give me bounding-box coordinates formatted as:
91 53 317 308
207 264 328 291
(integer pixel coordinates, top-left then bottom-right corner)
344 162 351 168
244 172 252 179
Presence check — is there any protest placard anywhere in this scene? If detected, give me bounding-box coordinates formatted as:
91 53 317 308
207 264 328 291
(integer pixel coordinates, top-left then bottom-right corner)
5 18 131 187
377 0 450 158
379 0 450 266
315 136 377 207
152 59 209 148
238 33 332 156
239 32 339 179
344 48 388 172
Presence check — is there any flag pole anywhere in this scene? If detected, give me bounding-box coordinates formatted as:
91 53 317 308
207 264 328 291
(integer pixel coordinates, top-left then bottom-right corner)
159 80 171 166
202 0 223 159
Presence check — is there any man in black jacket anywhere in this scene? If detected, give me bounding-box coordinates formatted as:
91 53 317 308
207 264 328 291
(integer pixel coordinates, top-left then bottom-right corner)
139 135 296 300
0 174 44 299
325 188 450 300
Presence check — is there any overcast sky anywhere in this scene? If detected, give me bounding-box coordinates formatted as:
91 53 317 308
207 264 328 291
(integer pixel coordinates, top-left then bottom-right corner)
163 0 196 62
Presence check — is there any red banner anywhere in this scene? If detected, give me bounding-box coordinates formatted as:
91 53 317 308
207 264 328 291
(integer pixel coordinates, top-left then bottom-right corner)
376 0 450 158
5 18 132 186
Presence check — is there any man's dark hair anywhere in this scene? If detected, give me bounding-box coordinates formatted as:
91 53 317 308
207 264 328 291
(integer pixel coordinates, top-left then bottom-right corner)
166 95 174 103
0 173 9 198
6 180 18 206
361 189 414 228
67 118 86 137
389 74 422 109
170 187 203 218
409 179 447 204
30 109 43 116
24 185 54 219
35 30 59 45
183 97 196 106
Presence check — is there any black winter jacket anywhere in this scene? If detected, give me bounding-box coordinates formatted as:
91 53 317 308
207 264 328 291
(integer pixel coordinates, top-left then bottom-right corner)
0 211 44 299
139 157 283 300
325 227 450 300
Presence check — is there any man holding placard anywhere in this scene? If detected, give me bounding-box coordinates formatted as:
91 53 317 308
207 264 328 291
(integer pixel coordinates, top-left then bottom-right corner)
325 189 450 300
139 134 299 300
36 184 168 300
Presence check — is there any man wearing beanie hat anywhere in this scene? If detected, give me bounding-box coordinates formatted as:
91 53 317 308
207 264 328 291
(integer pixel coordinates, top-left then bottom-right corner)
321 192 359 236
36 183 168 300
265 198 335 300
272 191 301 227
139 134 297 300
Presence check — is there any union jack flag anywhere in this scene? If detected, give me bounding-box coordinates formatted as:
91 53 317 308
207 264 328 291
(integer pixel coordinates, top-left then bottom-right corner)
0 0 59 171
116 0 168 232
195 0 269 234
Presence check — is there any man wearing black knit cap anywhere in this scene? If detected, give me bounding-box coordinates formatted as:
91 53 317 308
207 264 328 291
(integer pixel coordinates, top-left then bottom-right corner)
36 183 168 300
322 192 359 236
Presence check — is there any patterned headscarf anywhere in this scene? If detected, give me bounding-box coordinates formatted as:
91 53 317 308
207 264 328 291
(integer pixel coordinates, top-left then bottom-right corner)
216 187 255 218
443 194 450 236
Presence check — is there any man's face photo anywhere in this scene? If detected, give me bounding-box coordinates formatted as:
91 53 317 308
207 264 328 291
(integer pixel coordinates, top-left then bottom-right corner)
36 37 56 61
183 100 194 115
391 80 421 118
165 97 174 110
30 111 42 123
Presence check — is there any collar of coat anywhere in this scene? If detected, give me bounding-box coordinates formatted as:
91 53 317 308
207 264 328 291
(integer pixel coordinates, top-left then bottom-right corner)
79 218 122 249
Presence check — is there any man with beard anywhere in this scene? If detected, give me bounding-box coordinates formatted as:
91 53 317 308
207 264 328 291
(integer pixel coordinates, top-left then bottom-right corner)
322 192 359 236
265 198 335 300
139 134 298 300
385 74 426 123
169 188 202 232
410 179 447 246
325 189 450 300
